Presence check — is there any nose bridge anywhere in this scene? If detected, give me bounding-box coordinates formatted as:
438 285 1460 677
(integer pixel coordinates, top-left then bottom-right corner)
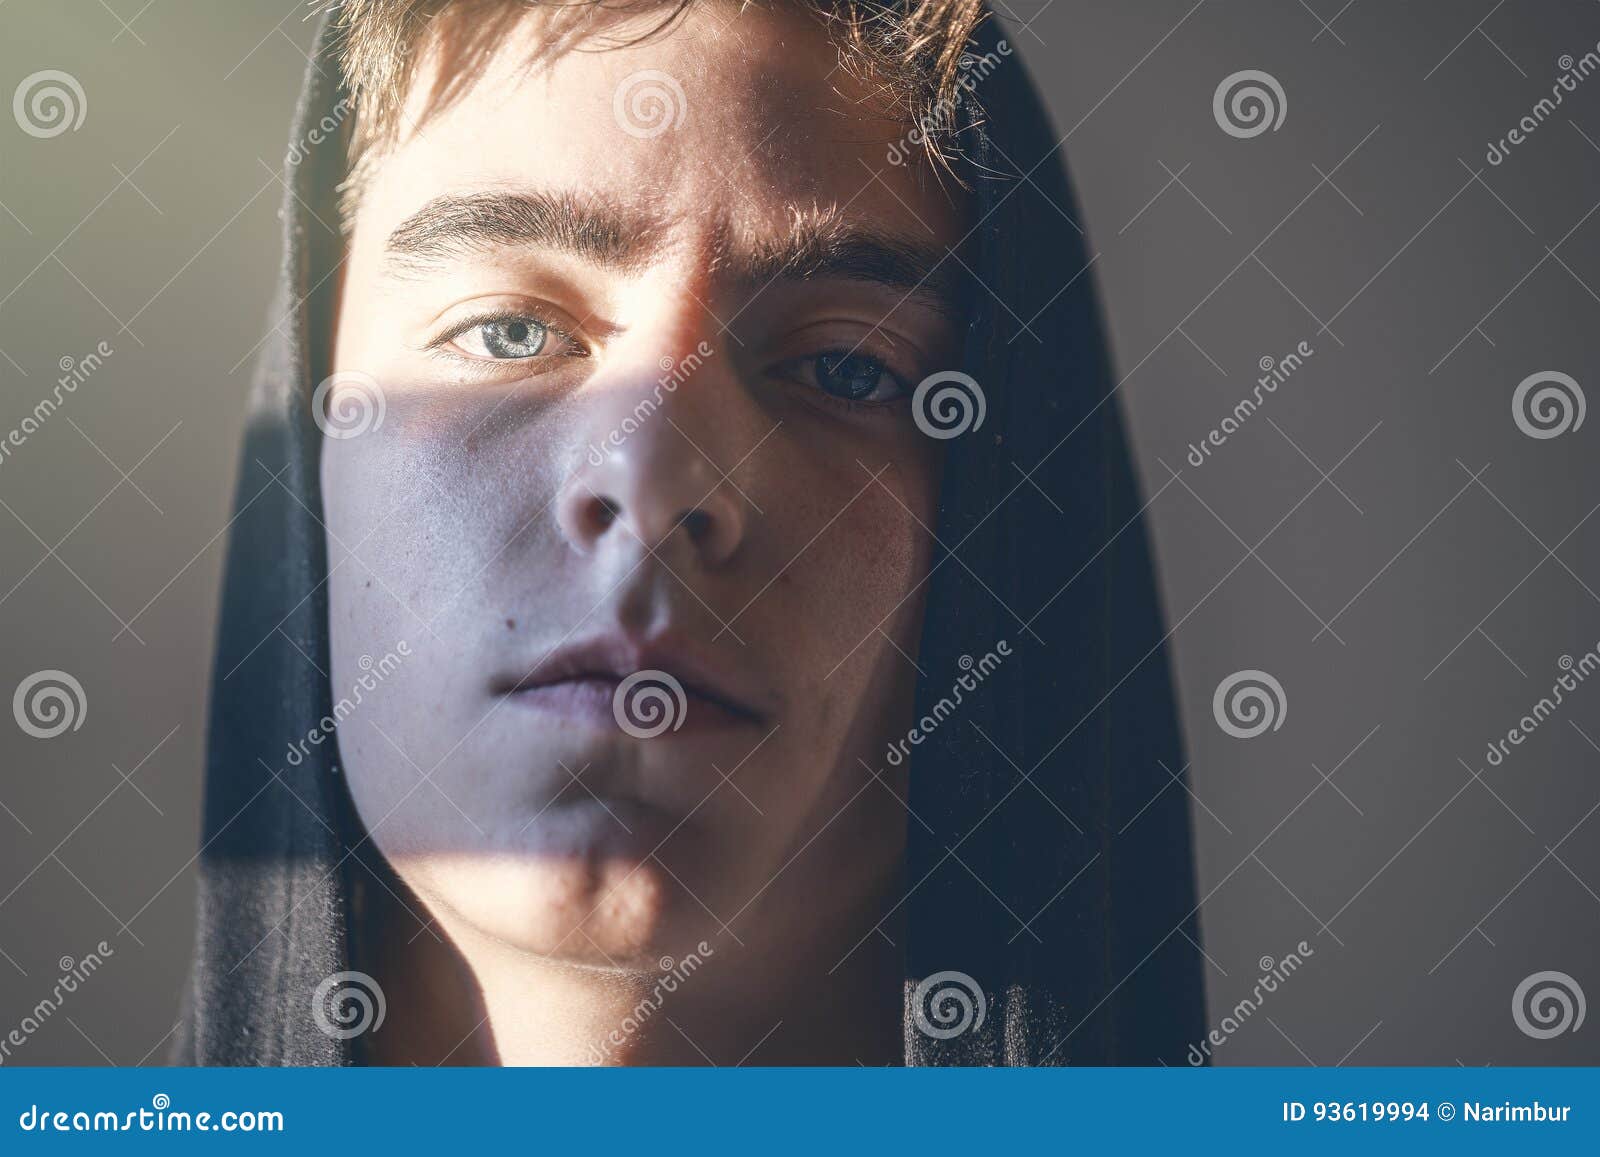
558 343 748 563
554 222 762 561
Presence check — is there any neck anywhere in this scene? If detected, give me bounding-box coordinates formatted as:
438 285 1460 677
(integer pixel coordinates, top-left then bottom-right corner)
361 865 906 1066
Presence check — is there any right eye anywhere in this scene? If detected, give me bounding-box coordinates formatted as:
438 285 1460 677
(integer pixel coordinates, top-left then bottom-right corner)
449 316 555 360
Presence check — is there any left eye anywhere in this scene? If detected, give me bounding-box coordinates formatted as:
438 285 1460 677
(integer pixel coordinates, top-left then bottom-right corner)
451 317 550 360
811 351 904 402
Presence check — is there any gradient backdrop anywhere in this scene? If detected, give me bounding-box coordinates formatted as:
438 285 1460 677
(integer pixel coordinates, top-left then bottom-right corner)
2 0 1598 1065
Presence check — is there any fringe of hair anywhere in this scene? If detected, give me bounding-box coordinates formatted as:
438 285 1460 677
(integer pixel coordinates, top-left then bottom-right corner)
318 0 987 224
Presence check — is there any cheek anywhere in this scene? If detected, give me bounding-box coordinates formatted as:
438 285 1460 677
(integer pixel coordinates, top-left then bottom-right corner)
319 389 569 622
319 424 502 846
769 444 939 696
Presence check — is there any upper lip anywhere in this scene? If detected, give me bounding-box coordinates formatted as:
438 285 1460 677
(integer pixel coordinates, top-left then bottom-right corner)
495 632 769 723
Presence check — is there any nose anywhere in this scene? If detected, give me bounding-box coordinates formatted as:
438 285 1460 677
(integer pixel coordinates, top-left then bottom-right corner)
556 398 746 567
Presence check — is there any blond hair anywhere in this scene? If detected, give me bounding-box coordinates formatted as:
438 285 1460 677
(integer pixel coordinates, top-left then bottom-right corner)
322 0 989 220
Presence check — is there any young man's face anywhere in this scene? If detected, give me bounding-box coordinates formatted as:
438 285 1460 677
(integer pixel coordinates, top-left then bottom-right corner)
324 2 965 967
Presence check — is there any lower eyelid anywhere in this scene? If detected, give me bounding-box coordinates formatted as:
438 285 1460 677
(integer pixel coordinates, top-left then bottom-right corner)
811 389 906 416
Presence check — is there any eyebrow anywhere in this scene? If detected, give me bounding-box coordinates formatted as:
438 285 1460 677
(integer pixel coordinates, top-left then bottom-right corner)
722 220 965 318
384 190 662 271
383 189 966 315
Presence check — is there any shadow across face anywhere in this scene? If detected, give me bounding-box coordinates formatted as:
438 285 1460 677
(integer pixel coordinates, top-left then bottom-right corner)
318 1 967 970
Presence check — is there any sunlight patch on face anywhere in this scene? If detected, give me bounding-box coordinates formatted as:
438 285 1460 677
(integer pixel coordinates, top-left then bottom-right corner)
326 0 962 973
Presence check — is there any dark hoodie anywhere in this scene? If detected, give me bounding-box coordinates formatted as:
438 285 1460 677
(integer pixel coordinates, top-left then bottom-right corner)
174 5 1205 1066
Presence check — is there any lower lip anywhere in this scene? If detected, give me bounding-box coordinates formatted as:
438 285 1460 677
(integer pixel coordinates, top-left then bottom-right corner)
506 678 758 733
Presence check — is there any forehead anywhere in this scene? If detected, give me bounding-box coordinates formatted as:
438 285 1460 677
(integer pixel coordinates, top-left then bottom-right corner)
355 3 963 253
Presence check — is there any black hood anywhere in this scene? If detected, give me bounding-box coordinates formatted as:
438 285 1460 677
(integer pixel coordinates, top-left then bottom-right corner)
174 7 1205 1067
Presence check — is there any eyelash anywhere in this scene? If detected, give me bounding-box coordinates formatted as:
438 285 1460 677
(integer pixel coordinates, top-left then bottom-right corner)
774 351 910 411
426 309 587 364
424 311 915 412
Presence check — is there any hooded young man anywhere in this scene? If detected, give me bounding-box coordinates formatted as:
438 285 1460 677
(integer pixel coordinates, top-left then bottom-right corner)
176 0 1205 1066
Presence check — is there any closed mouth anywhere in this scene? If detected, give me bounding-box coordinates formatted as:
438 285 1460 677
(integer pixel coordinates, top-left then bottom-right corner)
495 635 767 730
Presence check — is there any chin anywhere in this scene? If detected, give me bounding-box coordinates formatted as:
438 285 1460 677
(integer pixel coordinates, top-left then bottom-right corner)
410 845 689 967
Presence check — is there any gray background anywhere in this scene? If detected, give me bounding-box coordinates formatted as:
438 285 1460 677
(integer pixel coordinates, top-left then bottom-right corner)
2 0 1598 1065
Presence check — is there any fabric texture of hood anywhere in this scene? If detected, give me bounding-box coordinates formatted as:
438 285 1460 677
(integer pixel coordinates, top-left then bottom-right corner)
174 5 1205 1067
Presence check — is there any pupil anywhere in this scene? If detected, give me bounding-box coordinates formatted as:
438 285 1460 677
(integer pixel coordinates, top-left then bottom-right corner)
818 352 883 400
481 317 545 358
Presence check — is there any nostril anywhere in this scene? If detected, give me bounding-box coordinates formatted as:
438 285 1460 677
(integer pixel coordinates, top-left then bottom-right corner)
594 496 620 530
679 508 712 542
